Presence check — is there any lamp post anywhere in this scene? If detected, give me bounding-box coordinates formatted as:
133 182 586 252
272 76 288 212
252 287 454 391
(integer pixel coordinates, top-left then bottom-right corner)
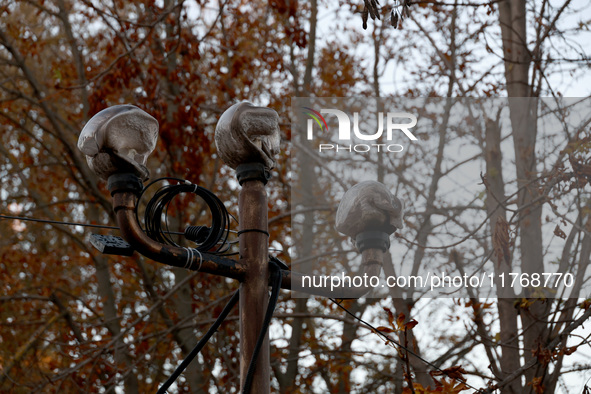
78 103 403 393
214 101 281 393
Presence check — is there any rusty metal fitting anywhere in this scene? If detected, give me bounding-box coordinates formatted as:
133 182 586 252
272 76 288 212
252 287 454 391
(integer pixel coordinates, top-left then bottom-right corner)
107 173 143 196
235 163 271 185
355 230 391 253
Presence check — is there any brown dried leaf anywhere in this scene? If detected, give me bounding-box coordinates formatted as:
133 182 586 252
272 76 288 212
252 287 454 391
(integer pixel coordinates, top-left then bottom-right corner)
383 306 395 326
430 365 468 381
527 376 545 394
405 319 418 330
376 326 395 333
397 312 406 329
562 346 577 355
554 224 567 239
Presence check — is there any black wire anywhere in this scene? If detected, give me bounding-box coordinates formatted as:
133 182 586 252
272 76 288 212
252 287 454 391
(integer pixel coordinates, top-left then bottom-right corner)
0 214 119 230
328 298 479 391
0 213 188 235
242 262 283 394
135 177 190 240
157 290 240 394
137 178 232 254
156 261 282 394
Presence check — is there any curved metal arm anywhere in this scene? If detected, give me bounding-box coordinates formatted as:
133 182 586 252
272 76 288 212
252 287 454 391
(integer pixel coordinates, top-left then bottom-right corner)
111 187 246 281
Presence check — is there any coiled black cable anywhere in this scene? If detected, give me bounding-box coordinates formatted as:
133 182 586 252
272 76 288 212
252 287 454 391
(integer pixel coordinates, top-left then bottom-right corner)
136 178 231 254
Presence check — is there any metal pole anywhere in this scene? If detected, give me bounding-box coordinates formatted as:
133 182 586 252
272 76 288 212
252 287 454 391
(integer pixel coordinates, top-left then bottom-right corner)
238 178 270 393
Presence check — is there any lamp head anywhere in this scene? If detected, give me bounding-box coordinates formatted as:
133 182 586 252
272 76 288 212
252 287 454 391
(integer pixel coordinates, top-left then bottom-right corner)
78 105 158 181
214 101 280 170
336 181 404 240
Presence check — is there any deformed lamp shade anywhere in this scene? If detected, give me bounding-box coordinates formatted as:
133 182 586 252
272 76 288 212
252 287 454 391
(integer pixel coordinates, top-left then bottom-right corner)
78 105 159 180
335 181 404 238
214 101 280 170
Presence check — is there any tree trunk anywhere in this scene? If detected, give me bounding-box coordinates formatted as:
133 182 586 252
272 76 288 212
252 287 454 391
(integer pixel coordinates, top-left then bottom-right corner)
484 116 521 393
498 1 552 389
